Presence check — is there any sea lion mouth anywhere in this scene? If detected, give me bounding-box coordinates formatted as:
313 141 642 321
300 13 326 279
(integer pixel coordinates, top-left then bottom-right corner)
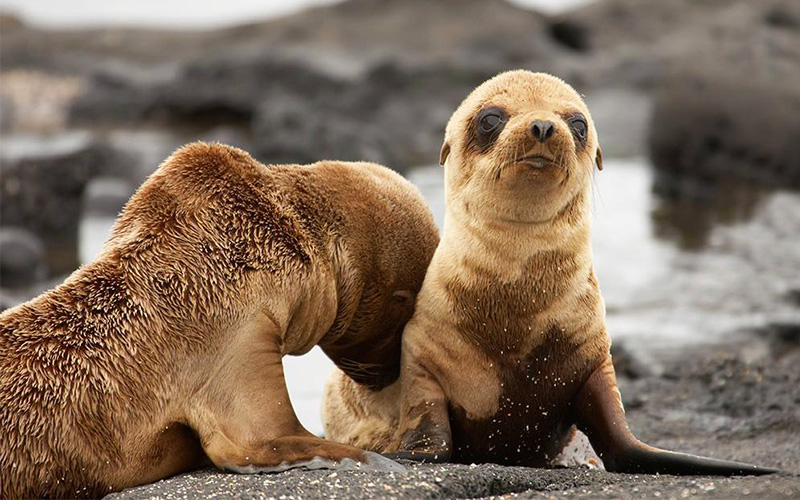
495 153 562 181
516 155 556 168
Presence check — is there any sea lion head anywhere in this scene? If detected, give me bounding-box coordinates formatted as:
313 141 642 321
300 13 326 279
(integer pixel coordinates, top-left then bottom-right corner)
440 70 602 225
320 163 439 389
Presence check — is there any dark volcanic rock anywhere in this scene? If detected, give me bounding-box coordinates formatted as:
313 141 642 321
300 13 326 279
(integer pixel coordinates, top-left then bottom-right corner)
0 138 133 276
547 18 592 52
215 0 560 70
70 54 343 128
154 56 345 126
616 0 800 193
627 0 800 248
6 0 579 173
560 0 800 91
68 72 154 125
105 342 800 499
253 63 491 169
105 461 800 500
253 92 386 166
70 55 470 169
649 37 800 197
610 341 654 380
0 0 561 75
0 227 46 288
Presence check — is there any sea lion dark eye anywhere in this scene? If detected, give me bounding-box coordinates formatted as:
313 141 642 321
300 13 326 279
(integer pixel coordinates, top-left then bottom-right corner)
480 113 502 133
569 115 587 141
476 107 507 135
473 107 508 151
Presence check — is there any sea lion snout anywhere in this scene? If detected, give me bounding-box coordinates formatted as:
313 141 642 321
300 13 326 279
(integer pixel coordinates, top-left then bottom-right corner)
506 115 575 175
530 119 556 143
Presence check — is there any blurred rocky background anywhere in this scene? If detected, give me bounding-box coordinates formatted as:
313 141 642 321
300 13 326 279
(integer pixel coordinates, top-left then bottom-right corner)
2 0 800 496
2 0 799 293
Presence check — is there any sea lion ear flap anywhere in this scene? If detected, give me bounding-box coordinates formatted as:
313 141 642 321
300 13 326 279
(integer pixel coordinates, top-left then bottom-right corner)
595 145 603 171
439 141 451 167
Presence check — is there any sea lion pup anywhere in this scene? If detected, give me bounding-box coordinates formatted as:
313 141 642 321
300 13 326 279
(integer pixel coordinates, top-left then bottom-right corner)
323 71 779 476
0 142 439 499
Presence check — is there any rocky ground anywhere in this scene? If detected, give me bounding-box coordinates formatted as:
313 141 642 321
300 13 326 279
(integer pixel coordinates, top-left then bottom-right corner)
109 463 800 500
2 0 799 498
109 339 800 499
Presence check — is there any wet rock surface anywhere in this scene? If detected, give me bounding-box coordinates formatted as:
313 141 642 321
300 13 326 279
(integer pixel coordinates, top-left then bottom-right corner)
109 464 800 500
0 137 133 276
106 342 800 499
0 227 46 288
648 21 800 197
565 0 800 191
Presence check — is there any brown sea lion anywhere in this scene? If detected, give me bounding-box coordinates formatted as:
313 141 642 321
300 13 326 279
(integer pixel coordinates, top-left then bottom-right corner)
0 142 439 498
322 70 779 476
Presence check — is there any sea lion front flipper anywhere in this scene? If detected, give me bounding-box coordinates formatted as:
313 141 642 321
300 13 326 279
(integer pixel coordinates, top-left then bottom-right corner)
391 352 453 462
574 357 781 476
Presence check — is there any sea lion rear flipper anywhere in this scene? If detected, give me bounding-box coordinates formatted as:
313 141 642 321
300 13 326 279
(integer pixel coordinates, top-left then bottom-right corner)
188 333 403 473
574 357 781 476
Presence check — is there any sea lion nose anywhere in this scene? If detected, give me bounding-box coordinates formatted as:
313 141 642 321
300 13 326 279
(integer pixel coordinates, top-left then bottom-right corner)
530 120 555 143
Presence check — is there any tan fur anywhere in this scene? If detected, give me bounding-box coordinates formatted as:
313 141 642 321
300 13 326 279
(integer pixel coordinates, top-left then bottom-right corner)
324 71 779 477
324 70 607 464
0 143 438 498
321 375 401 452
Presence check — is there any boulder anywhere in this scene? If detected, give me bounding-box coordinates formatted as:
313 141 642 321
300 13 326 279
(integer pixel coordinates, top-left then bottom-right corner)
649 3 800 197
0 136 133 276
610 341 655 380
0 227 46 289
0 275 69 313
251 63 488 170
252 92 387 167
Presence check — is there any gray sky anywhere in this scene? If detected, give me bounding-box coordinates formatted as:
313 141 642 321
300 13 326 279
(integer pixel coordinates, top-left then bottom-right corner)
0 0 596 29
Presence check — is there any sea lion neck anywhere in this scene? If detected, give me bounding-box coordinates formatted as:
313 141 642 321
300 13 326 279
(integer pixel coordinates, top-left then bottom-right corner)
320 237 365 346
438 182 593 282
